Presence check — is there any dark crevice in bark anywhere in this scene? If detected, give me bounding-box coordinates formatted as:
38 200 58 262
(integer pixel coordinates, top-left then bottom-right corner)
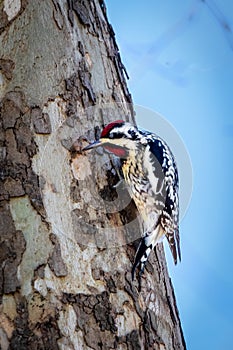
48 233 68 277
0 91 46 218
0 203 26 299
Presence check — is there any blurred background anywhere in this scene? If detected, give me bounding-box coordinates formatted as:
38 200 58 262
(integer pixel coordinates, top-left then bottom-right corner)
105 1 233 349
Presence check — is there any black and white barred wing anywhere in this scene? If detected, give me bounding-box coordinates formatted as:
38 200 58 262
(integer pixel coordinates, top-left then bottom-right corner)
148 135 181 264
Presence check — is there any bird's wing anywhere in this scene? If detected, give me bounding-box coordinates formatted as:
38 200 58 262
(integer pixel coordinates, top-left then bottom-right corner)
148 136 181 263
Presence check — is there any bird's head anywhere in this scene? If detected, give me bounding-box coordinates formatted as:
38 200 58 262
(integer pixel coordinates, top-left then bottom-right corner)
82 120 140 157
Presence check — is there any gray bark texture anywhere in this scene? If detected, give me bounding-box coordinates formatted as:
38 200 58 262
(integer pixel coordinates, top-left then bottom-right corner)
0 0 186 349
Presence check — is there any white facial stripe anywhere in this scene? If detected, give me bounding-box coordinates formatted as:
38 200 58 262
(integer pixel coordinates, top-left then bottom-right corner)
101 137 135 149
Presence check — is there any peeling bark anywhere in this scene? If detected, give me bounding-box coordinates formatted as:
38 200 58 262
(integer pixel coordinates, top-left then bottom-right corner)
0 1 186 349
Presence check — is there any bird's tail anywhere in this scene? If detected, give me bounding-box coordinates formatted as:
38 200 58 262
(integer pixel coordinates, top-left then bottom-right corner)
131 226 164 281
131 237 151 281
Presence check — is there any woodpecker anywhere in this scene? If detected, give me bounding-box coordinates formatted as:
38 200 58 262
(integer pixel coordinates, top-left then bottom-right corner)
82 120 180 280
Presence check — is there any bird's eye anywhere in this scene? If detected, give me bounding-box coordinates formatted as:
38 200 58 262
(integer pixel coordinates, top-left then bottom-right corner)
109 132 122 139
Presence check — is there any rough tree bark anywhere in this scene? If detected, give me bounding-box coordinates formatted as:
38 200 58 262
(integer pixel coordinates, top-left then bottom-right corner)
0 1 186 349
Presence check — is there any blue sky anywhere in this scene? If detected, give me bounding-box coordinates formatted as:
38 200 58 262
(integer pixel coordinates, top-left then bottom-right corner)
105 1 233 349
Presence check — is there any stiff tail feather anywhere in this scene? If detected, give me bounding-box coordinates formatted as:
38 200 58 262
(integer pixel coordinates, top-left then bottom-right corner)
131 225 165 280
131 237 153 281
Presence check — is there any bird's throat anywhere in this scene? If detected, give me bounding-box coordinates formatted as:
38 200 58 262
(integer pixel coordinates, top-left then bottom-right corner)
104 144 128 157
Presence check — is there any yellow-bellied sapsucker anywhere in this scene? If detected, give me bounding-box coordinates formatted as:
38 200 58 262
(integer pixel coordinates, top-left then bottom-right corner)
83 120 181 280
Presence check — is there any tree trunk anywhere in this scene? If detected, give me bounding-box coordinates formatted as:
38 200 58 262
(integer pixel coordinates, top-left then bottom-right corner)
0 1 186 349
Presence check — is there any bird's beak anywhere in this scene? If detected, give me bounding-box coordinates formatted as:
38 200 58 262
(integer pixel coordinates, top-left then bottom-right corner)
82 140 102 151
